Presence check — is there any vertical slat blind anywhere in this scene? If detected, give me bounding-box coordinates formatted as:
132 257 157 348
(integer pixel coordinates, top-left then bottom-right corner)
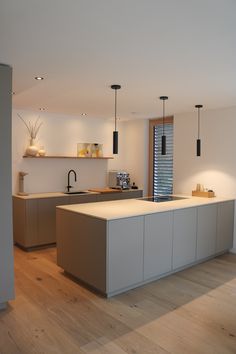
153 123 173 195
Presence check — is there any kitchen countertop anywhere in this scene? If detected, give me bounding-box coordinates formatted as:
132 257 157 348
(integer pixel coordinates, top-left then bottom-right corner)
13 191 98 199
57 195 235 221
13 189 142 200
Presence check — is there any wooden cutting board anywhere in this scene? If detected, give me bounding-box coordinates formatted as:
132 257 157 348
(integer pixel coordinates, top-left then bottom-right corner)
88 188 121 194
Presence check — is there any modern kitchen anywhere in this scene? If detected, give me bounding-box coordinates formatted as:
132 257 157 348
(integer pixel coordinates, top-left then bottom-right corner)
1 1 236 353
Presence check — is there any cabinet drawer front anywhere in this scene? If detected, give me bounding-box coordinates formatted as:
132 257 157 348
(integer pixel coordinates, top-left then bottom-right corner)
173 208 197 269
144 212 173 280
216 201 234 252
38 197 67 245
108 216 144 293
197 204 217 260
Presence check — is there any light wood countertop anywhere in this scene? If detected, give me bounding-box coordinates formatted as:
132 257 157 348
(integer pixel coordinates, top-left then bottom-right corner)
57 196 235 221
13 191 98 199
13 189 143 200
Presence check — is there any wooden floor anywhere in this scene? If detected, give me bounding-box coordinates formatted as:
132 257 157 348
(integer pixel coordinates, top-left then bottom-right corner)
0 248 236 354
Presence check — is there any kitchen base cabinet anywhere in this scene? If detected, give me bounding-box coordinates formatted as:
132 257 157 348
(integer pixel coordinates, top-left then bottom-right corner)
56 198 234 297
37 197 68 246
96 190 142 202
144 212 173 280
66 194 97 205
173 208 197 269
197 204 217 260
216 201 234 252
117 190 143 200
13 197 68 250
13 190 143 250
57 212 144 296
108 217 144 293
13 198 39 248
57 210 107 293
96 193 121 202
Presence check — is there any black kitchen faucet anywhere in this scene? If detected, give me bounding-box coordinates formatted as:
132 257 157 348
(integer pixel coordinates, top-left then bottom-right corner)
67 169 77 192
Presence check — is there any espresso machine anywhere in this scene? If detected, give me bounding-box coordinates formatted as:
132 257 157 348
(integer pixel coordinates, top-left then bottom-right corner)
108 170 131 190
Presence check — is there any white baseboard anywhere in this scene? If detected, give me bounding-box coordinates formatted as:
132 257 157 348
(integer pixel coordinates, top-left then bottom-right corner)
0 302 7 311
230 248 236 254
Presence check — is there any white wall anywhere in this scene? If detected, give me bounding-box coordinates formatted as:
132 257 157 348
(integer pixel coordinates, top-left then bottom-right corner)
12 110 126 193
12 110 148 194
173 106 236 197
119 119 149 195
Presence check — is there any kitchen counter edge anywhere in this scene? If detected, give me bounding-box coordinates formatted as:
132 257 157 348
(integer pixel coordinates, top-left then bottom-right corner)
56 196 235 221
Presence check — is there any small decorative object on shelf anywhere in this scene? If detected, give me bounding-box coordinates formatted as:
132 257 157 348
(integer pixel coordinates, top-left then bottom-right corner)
18 171 28 196
77 143 91 157
26 139 38 156
38 146 46 156
18 113 43 156
77 143 103 157
91 143 103 157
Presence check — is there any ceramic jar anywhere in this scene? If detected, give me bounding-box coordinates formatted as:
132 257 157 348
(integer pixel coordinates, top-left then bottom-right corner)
38 146 46 156
26 139 39 156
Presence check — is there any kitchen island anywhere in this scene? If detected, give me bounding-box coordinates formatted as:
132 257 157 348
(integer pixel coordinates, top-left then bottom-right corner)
56 196 235 297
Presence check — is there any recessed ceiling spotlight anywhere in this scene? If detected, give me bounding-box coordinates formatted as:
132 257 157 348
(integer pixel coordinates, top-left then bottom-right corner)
39 108 45 111
35 76 44 80
81 113 87 116
11 91 16 95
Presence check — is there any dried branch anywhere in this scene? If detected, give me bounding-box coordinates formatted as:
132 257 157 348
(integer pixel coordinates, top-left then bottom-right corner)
17 113 43 139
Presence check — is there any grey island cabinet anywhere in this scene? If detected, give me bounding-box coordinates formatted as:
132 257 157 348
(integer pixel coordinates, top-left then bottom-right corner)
56 197 234 297
13 189 142 250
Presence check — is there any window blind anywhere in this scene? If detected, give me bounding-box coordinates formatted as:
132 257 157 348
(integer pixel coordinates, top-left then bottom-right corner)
153 123 173 195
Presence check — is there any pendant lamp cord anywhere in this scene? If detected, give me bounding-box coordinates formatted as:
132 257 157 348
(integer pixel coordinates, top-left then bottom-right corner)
162 99 165 135
114 89 117 132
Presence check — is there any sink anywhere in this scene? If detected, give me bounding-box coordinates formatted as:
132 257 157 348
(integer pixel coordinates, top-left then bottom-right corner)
64 191 89 195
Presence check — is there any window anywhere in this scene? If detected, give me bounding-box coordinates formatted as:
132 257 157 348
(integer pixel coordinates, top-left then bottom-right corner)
149 117 174 196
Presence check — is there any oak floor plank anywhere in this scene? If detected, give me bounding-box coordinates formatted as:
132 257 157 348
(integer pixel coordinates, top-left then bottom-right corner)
0 247 236 353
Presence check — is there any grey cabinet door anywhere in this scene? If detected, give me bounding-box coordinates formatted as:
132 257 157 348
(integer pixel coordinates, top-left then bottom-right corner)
108 216 144 293
173 208 197 269
216 201 234 252
144 212 173 280
197 204 217 260
97 193 122 202
13 197 38 248
97 190 143 202
119 190 143 199
68 194 98 204
38 197 68 245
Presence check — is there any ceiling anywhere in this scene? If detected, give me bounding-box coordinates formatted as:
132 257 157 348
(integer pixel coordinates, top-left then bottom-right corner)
1 0 235 120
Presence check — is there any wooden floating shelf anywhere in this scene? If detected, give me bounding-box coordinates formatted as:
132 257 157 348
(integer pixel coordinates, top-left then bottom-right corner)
23 155 113 159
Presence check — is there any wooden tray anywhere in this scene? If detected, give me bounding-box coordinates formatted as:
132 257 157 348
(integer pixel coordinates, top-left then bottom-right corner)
88 188 121 194
192 190 215 198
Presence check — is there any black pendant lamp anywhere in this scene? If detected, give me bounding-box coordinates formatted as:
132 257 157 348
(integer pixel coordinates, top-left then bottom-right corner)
111 84 121 154
195 104 203 156
159 96 168 155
